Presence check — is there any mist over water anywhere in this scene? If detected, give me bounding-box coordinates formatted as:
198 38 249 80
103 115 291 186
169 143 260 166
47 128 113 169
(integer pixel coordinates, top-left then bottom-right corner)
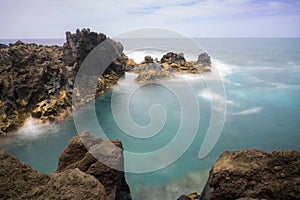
1 38 300 199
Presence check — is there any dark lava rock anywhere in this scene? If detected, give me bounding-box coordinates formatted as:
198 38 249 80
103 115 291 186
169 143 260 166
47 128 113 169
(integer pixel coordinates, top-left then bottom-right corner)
0 29 126 135
0 43 9 49
197 53 211 67
201 149 300 200
144 55 154 63
161 52 186 66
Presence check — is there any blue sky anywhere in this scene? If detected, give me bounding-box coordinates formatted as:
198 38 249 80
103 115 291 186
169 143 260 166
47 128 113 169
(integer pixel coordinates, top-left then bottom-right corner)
0 0 300 38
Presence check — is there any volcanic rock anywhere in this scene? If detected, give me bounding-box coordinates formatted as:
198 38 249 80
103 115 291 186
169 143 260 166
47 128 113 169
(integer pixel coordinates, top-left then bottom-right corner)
201 149 300 200
0 29 126 135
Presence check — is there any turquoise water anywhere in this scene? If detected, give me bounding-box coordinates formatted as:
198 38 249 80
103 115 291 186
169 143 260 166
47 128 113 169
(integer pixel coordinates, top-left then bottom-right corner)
1 38 300 199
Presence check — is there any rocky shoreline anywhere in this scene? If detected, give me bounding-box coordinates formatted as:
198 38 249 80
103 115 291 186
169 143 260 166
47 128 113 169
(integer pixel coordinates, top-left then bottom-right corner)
1 29 299 199
1 136 299 199
0 132 131 199
0 28 127 135
0 28 211 136
178 149 300 200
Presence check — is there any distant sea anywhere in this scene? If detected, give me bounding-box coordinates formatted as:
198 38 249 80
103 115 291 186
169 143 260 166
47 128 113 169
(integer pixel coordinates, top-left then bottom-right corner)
1 38 300 200
0 38 65 46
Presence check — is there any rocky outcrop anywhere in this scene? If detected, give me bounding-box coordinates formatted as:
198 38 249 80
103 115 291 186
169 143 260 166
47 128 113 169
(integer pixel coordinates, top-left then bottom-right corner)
57 132 131 200
132 56 173 83
127 52 211 83
0 29 126 135
201 149 300 200
0 132 131 199
0 41 66 133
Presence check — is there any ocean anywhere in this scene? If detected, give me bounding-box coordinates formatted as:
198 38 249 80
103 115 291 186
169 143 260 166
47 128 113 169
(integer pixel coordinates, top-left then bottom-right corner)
1 38 300 199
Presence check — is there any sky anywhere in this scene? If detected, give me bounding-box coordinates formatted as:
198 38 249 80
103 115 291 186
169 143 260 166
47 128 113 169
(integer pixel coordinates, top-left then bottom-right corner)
0 0 300 38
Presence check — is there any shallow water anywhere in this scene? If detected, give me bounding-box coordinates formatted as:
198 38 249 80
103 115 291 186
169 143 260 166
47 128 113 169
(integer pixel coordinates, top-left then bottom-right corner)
1 38 300 199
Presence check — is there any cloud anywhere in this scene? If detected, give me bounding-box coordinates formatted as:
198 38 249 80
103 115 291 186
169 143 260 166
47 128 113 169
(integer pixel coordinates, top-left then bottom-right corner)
0 0 299 38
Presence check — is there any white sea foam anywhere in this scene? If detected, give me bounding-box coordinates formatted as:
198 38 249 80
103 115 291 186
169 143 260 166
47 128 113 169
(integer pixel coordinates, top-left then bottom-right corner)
124 49 167 64
211 59 239 78
8 117 59 142
234 107 262 115
198 89 235 106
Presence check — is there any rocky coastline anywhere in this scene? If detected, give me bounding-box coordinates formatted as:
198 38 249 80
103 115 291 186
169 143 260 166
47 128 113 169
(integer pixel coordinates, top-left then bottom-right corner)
0 28 126 135
1 138 299 199
178 149 300 200
0 28 211 135
1 29 299 199
0 132 131 199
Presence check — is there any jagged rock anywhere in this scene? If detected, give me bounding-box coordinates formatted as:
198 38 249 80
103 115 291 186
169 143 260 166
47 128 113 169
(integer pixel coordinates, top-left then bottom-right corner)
201 149 300 200
124 56 137 71
143 55 154 63
63 28 106 67
194 53 211 72
0 147 108 200
0 29 126 135
57 132 132 200
0 41 65 134
0 43 9 49
127 52 212 83
160 52 201 74
161 52 186 66
197 53 211 66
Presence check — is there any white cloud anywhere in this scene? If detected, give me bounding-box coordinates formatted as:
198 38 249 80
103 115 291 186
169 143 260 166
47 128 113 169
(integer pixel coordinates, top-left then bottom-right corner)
0 0 299 38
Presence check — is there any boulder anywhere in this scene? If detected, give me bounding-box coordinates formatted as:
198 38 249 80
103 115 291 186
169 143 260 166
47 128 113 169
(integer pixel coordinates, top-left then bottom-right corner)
201 149 300 200
197 53 211 66
143 55 154 63
161 52 186 66
0 147 107 200
57 132 132 200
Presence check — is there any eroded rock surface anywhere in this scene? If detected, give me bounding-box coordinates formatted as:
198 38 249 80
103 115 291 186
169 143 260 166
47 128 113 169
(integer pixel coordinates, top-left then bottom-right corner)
57 132 131 200
0 132 131 199
201 149 300 200
0 29 126 135
0 147 107 200
127 52 211 83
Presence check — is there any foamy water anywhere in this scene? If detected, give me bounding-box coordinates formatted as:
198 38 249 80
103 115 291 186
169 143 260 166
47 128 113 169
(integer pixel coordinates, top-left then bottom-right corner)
2 38 300 200
1 117 60 145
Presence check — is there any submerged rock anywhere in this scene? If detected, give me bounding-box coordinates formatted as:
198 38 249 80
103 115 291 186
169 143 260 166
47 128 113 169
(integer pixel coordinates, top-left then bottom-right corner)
201 149 300 200
0 132 131 199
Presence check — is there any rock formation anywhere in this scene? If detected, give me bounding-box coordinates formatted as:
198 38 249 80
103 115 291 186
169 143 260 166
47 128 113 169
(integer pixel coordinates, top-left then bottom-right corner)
127 52 211 83
0 29 126 135
57 132 131 200
200 149 300 200
0 132 131 199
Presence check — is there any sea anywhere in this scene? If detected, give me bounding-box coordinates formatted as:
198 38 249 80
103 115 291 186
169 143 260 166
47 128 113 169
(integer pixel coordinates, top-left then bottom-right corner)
1 38 300 200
